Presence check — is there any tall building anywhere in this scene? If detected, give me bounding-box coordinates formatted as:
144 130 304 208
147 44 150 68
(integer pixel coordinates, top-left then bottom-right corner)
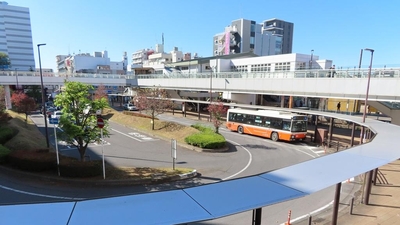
0 2 35 71
213 18 289 57
263 18 294 54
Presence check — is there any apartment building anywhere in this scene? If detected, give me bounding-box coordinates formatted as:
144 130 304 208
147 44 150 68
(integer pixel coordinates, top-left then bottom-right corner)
213 18 293 57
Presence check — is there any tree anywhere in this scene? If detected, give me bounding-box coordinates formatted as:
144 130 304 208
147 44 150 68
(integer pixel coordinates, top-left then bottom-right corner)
134 87 173 130
24 85 42 104
11 92 36 122
0 52 10 70
93 84 108 100
207 101 228 134
54 81 109 161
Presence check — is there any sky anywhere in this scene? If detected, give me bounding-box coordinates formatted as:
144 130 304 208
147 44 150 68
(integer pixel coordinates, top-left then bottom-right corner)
9 0 400 71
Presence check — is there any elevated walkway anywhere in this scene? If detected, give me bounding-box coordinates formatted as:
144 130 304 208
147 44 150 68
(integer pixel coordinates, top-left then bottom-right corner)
368 101 400 124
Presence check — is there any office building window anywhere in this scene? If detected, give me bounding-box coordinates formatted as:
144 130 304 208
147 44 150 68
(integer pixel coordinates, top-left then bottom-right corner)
250 63 271 72
231 65 248 72
275 62 290 71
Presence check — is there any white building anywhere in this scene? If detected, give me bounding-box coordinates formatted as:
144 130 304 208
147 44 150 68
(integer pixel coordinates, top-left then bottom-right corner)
0 2 35 71
130 44 191 75
210 53 332 73
213 18 288 57
56 51 128 74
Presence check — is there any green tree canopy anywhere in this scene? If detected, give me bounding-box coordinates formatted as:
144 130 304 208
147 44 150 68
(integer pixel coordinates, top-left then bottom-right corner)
54 81 109 161
0 52 10 70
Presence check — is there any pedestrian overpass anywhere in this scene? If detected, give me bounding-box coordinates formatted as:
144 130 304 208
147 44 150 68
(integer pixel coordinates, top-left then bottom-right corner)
2 68 400 123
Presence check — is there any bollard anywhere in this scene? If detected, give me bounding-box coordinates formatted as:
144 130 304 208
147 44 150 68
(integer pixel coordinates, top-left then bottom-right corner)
285 210 291 225
336 141 339 152
308 215 312 225
350 197 354 215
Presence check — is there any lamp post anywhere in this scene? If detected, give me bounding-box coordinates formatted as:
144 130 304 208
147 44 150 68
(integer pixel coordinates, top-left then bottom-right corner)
309 49 314 70
38 43 49 148
360 48 374 143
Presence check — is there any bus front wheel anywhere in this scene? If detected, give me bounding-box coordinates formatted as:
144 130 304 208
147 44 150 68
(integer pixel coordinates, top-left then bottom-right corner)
271 132 279 142
238 126 244 134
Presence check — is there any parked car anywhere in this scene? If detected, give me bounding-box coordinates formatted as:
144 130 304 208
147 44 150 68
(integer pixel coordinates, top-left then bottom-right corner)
50 111 63 119
123 103 138 111
42 107 56 116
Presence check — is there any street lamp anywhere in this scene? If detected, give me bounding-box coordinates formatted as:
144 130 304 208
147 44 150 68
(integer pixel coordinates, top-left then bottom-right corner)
361 48 374 143
309 49 314 69
38 43 49 148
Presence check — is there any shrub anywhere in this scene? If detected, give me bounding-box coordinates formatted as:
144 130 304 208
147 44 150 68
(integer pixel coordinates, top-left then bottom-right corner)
0 144 11 163
185 124 226 149
59 159 102 178
191 124 213 133
7 150 56 171
0 127 15 144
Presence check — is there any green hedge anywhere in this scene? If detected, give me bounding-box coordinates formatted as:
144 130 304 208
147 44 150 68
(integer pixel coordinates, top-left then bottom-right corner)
0 127 15 144
7 149 103 177
7 149 56 171
59 159 102 178
0 144 11 163
185 124 226 149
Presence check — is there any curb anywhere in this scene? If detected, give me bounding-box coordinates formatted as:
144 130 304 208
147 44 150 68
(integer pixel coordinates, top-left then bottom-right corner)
0 165 198 187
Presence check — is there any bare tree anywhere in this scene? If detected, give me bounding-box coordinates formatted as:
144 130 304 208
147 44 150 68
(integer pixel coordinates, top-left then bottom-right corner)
207 101 228 133
93 84 108 100
134 87 173 130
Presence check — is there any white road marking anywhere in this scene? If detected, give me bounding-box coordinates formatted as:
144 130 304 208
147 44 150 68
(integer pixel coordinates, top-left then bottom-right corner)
221 139 253 181
0 184 85 200
111 128 143 142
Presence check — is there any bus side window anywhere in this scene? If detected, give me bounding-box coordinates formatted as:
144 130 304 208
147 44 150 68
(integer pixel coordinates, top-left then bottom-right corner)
264 117 271 128
271 118 282 129
255 116 263 126
247 115 255 125
282 121 291 131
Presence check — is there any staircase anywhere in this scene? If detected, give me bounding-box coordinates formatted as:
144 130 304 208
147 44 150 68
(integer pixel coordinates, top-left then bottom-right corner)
368 101 400 125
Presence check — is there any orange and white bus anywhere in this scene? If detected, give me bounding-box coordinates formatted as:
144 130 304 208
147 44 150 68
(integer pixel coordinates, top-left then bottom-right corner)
226 108 308 142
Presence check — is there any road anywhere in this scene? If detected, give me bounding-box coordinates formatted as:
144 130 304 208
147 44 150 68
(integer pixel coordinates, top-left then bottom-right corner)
0 111 353 224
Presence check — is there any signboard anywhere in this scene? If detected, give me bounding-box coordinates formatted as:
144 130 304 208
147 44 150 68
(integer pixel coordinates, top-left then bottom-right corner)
49 117 59 125
97 118 104 128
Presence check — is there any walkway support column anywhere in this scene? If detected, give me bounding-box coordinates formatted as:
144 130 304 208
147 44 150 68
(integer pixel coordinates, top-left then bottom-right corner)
363 170 373 204
313 115 318 143
281 96 285 108
350 123 355 147
373 168 378 185
252 208 262 225
4 85 12 109
328 117 334 147
332 182 342 225
197 102 200 120
288 96 293 108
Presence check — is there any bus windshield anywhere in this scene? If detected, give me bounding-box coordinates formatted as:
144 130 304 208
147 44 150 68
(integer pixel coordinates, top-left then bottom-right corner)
291 120 307 132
